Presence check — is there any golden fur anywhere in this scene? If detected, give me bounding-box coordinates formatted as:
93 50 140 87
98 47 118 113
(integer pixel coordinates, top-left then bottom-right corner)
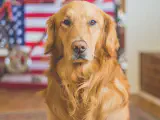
43 1 130 120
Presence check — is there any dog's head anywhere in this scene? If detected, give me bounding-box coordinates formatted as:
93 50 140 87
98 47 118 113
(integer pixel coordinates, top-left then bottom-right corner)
45 1 119 63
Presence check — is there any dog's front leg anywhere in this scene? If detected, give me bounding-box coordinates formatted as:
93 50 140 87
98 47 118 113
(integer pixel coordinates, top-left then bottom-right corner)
45 75 70 120
106 104 130 120
97 82 129 120
47 108 60 120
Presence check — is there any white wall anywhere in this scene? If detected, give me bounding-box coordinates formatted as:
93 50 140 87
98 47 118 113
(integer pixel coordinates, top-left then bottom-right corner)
126 0 160 93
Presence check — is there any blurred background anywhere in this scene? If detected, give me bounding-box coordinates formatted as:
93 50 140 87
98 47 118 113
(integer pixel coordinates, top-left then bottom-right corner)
0 0 160 120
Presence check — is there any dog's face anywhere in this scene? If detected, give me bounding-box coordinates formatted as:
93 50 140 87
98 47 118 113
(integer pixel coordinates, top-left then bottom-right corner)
59 2 104 63
45 1 119 63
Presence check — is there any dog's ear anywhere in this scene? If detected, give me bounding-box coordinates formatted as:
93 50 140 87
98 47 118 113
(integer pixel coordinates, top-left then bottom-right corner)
103 14 119 57
44 15 56 54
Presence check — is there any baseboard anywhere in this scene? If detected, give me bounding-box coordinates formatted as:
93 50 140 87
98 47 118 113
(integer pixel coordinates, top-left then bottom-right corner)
139 91 160 106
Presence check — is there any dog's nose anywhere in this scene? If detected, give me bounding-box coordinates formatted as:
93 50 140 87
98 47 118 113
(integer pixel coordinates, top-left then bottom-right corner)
72 40 87 54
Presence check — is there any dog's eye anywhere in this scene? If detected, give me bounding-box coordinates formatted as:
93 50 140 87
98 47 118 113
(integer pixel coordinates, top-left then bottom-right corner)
63 19 71 26
89 20 97 26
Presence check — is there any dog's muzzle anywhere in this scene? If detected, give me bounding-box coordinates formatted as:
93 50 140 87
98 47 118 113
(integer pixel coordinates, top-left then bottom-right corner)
72 40 88 62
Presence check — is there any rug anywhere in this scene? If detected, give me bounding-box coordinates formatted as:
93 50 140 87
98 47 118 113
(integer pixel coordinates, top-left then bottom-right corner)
0 106 159 120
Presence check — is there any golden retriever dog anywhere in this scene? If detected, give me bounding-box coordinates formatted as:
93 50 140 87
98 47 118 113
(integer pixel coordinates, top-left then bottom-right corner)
43 1 130 120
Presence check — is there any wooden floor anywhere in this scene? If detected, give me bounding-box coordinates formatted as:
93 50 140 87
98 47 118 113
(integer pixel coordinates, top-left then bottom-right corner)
131 94 160 119
0 88 160 119
0 88 46 113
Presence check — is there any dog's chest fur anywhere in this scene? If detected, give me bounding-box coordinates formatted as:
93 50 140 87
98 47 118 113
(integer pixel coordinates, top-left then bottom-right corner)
55 59 102 118
48 58 128 120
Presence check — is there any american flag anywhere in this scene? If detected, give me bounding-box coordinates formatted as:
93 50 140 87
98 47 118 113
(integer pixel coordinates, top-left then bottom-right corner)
0 0 116 47
24 0 116 47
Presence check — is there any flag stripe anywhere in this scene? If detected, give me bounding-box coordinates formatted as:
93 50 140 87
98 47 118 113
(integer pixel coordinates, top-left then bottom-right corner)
25 4 60 13
24 0 55 4
30 46 46 56
103 0 114 2
25 28 46 32
29 61 49 70
31 56 48 61
25 32 44 42
25 42 44 47
96 2 115 12
25 17 48 28
106 12 115 17
25 13 53 18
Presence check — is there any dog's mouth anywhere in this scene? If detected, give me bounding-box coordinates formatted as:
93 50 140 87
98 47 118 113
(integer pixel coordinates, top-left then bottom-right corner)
72 54 88 63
